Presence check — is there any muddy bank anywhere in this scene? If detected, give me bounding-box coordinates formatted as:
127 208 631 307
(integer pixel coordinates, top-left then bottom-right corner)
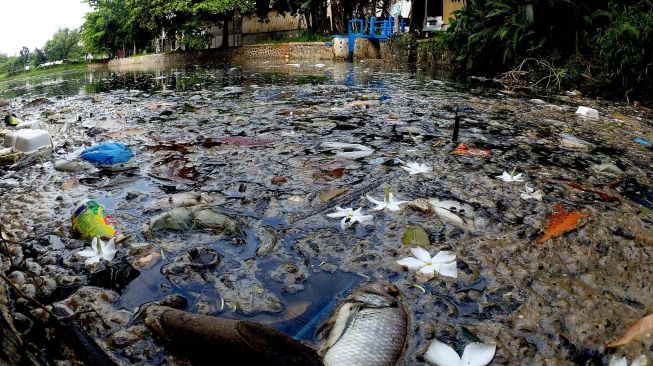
1 61 653 365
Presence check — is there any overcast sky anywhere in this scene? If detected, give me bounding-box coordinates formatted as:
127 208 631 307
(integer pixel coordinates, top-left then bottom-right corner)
0 0 91 56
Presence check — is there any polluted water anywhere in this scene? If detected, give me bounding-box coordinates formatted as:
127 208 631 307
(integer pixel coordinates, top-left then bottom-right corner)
1 60 653 365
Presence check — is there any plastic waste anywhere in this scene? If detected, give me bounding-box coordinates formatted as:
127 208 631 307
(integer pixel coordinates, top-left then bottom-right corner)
80 142 134 165
319 142 374 159
575 106 599 118
71 200 120 240
560 133 594 151
3 129 53 153
4 114 21 126
16 120 42 130
633 138 651 146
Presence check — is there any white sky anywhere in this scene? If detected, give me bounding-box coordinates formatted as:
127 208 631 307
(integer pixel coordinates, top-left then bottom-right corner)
0 0 92 56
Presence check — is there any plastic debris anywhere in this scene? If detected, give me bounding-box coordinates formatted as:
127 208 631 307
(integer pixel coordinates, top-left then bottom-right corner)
4 114 21 126
71 200 120 240
633 138 651 146
16 120 43 129
575 106 599 118
80 142 134 165
560 133 594 151
3 129 53 153
319 142 374 159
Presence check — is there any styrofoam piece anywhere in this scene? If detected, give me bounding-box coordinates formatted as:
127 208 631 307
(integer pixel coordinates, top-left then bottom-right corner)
3 129 52 153
16 120 43 129
575 106 599 118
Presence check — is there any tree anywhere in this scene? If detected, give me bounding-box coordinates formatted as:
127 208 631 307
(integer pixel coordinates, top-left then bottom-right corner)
32 48 48 66
19 47 30 68
44 28 84 61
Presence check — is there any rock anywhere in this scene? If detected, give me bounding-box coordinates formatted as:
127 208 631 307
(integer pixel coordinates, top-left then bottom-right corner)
108 330 139 349
575 106 599 118
54 160 96 173
529 99 546 105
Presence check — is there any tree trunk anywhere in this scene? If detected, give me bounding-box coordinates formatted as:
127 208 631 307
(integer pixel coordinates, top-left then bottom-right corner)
221 13 231 48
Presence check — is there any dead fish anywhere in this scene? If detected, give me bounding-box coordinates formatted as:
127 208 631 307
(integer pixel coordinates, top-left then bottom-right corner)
144 305 322 366
318 283 408 366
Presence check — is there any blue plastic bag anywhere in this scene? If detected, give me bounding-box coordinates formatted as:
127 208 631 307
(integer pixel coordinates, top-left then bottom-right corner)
80 142 134 165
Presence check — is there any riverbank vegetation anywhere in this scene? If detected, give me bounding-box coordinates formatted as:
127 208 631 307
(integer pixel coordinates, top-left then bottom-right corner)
0 28 85 78
437 0 653 104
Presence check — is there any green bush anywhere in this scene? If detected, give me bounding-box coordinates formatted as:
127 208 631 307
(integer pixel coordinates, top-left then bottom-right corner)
591 1 653 100
442 0 541 73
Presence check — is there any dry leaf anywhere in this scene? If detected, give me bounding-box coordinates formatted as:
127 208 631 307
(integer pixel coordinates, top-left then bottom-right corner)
607 313 653 347
319 188 347 202
452 143 491 157
537 203 589 243
564 181 620 202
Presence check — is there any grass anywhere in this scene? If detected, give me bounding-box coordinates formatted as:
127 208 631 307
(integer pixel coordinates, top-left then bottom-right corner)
254 30 332 45
0 61 104 82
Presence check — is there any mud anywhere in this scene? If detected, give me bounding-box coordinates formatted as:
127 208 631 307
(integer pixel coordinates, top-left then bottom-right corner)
1 60 652 365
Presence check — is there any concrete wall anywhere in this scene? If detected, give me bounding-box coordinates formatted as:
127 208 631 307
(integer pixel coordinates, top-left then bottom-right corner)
108 42 334 68
443 0 465 25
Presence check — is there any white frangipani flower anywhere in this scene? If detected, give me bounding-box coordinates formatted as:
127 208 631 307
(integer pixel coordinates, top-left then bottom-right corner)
425 340 496 366
366 186 409 212
77 237 117 265
496 168 525 182
402 162 433 175
609 355 648 366
326 206 373 230
396 247 457 278
520 184 544 201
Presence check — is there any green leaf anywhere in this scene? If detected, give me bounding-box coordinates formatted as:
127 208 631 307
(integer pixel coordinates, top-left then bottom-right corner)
402 226 430 247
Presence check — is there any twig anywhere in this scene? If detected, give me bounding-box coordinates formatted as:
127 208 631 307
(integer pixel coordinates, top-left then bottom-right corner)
0 271 59 319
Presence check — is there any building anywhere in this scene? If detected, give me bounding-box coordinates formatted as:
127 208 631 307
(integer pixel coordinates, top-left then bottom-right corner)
423 0 466 31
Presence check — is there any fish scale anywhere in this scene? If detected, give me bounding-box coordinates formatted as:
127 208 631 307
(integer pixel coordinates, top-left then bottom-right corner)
321 285 408 366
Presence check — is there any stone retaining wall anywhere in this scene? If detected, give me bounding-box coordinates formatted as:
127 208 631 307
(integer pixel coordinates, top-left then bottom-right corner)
108 42 333 67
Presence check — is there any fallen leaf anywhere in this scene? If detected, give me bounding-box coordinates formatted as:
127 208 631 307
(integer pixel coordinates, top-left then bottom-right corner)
537 203 589 243
203 137 273 148
271 176 287 185
145 102 175 110
328 168 345 178
319 187 347 202
607 313 653 347
402 226 430 247
452 143 491 157
182 103 198 113
564 181 620 202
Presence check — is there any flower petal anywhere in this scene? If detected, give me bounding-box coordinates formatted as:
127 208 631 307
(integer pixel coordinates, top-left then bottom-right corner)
434 261 458 278
401 166 417 174
609 356 628 366
460 343 496 366
410 247 432 262
424 340 462 366
84 255 102 266
431 250 456 264
356 214 374 224
102 249 117 261
419 265 436 276
630 355 647 366
340 217 349 230
78 248 98 257
365 194 383 206
104 238 116 252
396 257 425 270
